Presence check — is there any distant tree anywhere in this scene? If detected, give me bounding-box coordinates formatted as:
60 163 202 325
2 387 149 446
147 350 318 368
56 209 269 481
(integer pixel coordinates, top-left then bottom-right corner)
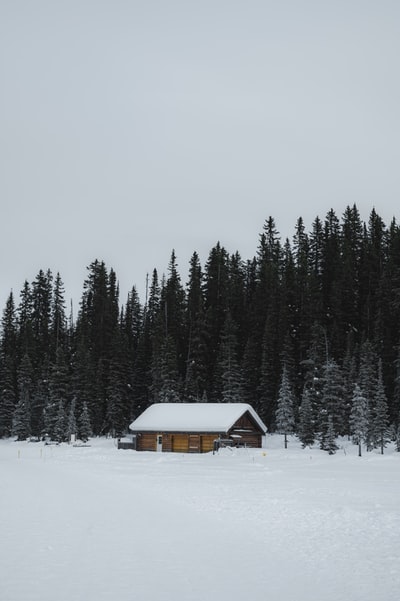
12 396 31 440
372 360 390 454
157 335 181 403
66 397 78 442
184 253 207 402
51 272 67 353
275 363 295 448
31 269 53 365
320 359 347 437
106 333 129 437
358 340 379 450
324 415 338 455
0 358 16 437
13 353 33 439
17 280 34 359
43 347 69 439
78 400 92 442
258 315 280 428
349 383 369 457
53 400 66 442
217 312 243 403
297 387 315 448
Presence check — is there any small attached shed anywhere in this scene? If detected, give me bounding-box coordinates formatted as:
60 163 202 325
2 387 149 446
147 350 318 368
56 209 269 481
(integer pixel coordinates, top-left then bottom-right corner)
129 403 267 453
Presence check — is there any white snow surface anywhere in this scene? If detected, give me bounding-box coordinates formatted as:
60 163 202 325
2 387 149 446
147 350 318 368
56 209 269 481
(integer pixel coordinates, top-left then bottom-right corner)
1 436 399 601
129 402 267 433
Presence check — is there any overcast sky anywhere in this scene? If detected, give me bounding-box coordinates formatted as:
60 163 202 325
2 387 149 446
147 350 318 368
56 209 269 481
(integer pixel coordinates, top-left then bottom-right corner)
1 0 399 310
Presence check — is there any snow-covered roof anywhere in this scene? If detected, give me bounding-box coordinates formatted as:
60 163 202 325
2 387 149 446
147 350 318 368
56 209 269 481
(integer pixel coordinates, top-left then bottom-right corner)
129 403 267 434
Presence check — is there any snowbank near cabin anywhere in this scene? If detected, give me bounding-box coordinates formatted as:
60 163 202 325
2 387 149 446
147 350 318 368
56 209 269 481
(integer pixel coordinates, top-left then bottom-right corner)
0 436 399 601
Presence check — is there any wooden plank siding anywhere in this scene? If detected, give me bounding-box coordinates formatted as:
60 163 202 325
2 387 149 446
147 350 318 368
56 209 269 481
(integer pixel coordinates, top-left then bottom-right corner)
227 411 263 448
200 434 218 453
172 434 189 453
136 432 221 453
137 433 157 452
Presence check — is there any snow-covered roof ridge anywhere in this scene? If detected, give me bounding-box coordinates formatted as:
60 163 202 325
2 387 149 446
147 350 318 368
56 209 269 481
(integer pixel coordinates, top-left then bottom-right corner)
129 402 267 434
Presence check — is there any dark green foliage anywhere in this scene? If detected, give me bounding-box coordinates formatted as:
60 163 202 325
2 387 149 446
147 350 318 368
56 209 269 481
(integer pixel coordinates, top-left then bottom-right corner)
275 364 296 448
320 360 347 436
12 396 31 440
78 400 92 442
297 387 315 448
13 353 33 439
66 397 78 441
1 206 400 445
324 415 339 455
372 361 390 454
216 312 243 403
349 384 368 456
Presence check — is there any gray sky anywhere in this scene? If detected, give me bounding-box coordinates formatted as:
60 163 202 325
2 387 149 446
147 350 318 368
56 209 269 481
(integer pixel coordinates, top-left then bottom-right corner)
1 0 399 310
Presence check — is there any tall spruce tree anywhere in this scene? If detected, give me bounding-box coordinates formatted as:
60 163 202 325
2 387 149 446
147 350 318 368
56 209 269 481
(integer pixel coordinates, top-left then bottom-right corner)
372 360 390 454
216 312 243 403
275 363 295 448
13 353 34 440
349 383 368 457
297 387 315 448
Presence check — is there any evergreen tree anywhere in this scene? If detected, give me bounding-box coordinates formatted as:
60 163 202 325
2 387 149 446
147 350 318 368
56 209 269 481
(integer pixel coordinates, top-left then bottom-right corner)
66 397 78 442
157 335 181 403
320 359 347 437
12 395 31 440
53 399 66 442
297 387 315 448
203 243 229 395
161 250 186 377
13 353 33 439
30 368 49 437
258 313 281 428
372 360 390 454
324 415 338 455
0 294 18 436
217 312 243 403
106 332 130 436
349 383 368 456
31 269 53 365
358 340 378 450
78 400 92 442
51 272 67 354
275 364 295 448
45 347 69 439
17 280 34 359
0 358 16 437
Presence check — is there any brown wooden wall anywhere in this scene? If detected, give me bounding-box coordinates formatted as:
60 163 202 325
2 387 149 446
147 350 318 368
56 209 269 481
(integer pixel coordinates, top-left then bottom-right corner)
227 411 264 448
135 432 220 453
137 433 156 452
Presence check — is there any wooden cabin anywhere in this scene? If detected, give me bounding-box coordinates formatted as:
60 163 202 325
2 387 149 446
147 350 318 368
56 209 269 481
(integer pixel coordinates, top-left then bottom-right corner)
129 403 267 453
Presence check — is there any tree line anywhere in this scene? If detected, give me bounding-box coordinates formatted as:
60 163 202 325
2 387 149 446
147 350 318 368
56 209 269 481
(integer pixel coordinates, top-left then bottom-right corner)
1 205 400 453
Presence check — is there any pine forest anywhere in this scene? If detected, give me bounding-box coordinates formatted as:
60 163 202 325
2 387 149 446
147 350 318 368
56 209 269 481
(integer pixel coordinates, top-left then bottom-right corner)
1 205 400 454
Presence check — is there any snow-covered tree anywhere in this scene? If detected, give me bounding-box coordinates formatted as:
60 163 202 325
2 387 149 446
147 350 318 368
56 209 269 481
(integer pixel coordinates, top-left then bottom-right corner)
320 359 347 436
349 383 368 456
372 360 390 454
53 400 66 442
78 400 92 442
66 397 78 442
12 396 31 440
324 414 338 455
275 364 295 448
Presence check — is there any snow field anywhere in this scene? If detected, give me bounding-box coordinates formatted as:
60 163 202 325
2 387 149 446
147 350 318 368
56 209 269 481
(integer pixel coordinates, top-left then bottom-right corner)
1 436 399 601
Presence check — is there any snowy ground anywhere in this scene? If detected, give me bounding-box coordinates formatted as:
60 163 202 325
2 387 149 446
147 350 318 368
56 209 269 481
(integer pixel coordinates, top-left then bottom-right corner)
1 436 399 601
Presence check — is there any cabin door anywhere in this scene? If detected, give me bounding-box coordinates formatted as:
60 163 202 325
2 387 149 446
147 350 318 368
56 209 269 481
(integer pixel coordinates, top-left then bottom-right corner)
156 434 163 452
